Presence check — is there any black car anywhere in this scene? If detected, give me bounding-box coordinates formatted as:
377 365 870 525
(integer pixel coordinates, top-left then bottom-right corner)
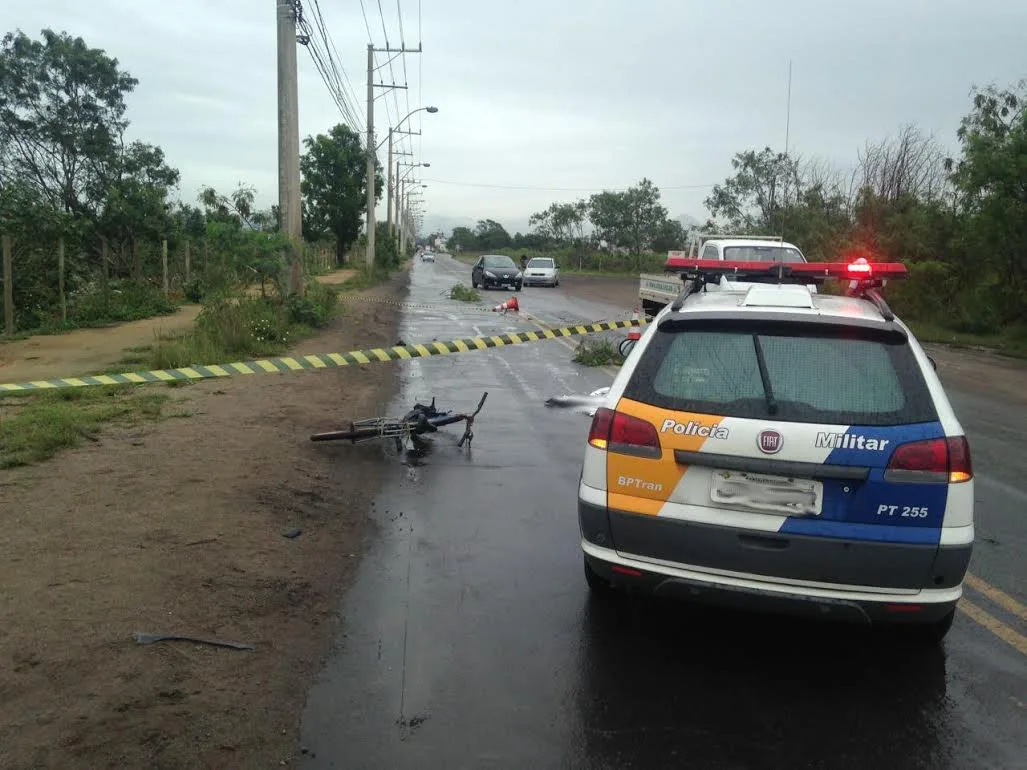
471 254 522 291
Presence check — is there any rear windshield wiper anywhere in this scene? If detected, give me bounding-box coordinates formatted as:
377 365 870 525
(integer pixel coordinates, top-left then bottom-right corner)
751 334 778 415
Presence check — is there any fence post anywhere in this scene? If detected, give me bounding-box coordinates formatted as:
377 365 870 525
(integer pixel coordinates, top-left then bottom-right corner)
2 234 13 335
100 237 110 300
162 239 169 297
184 239 191 284
58 237 67 323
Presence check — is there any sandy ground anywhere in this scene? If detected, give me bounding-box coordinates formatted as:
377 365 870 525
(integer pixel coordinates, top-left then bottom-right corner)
557 273 1027 404
0 272 408 770
0 270 360 385
0 306 202 383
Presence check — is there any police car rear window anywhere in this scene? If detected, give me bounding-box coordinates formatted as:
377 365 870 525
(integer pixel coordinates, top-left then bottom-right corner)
625 320 937 426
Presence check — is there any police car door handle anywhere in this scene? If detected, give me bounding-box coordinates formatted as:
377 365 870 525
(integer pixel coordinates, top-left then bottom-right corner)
673 449 870 482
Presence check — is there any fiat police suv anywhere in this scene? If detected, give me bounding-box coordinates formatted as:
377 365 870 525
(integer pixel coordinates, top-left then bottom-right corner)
577 258 973 644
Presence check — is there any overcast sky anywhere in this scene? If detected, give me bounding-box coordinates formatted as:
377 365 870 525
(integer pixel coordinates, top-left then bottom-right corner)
9 0 1027 235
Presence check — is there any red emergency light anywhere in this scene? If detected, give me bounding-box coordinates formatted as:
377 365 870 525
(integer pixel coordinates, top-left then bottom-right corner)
663 256 908 280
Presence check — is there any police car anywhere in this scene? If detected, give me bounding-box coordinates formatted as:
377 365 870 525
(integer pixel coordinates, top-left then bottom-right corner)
577 258 974 644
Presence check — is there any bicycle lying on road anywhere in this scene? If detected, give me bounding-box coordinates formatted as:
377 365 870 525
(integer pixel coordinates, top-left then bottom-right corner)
310 392 488 452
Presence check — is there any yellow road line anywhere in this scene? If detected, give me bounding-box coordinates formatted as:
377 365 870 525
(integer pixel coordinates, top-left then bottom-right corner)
965 573 1027 623
959 597 1027 656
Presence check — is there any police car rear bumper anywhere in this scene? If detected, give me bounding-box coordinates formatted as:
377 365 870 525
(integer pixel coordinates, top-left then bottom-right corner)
579 501 969 624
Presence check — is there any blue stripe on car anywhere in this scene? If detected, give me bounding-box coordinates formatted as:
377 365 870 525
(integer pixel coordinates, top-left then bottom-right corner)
783 421 949 540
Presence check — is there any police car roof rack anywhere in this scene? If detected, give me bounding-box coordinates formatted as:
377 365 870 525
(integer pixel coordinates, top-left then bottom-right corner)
666 257 908 319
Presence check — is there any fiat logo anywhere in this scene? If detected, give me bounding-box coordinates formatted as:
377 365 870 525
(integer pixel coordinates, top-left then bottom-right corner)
757 430 783 454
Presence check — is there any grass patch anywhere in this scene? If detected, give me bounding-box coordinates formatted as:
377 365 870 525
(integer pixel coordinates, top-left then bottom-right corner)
341 264 395 290
573 338 625 367
449 284 480 302
0 387 170 469
906 321 1027 359
138 282 343 370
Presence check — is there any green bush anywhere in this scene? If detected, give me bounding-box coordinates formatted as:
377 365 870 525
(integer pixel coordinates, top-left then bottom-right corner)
286 282 339 328
449 284 480 302
573 338 624 367
70 281 177 326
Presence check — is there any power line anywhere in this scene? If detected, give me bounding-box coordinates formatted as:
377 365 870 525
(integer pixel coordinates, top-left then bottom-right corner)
418 178 719 192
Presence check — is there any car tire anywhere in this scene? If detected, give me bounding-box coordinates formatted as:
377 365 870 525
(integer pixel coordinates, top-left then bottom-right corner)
471 278 477 289
584 556 614 595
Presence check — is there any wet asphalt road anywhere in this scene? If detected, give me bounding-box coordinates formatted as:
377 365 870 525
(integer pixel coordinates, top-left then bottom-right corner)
300 254 1027 770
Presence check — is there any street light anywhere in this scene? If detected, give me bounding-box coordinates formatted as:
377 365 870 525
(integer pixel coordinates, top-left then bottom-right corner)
370 106 438 263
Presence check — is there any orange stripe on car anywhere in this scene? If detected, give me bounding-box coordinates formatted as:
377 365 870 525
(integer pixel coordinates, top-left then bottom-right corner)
606 398 731 511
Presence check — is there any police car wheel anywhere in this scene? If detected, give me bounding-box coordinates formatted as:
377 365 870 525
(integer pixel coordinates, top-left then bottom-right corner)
584 556 614 595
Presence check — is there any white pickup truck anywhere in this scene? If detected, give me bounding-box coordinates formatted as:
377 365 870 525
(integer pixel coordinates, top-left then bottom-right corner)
638 234 807 316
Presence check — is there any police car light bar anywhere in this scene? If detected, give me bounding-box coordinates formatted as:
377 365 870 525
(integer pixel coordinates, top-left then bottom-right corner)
663 256 908 280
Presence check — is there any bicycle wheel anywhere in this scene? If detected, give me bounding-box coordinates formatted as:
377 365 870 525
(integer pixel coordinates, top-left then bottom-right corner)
311 426 389 442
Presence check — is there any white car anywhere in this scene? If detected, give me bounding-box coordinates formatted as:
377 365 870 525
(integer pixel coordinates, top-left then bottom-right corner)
522 257 560 287
576 257 973 645
420 251 435 262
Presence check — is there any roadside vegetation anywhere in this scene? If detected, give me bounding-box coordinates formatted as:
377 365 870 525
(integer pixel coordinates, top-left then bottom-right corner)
0 28 413 468
449 283 481 302
442 79 1027 351
0 387 172 469
573 338 625 368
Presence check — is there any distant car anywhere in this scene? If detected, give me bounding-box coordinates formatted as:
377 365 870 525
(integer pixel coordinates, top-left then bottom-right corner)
421 251 435 262
523 257 560 287
472 254 522 291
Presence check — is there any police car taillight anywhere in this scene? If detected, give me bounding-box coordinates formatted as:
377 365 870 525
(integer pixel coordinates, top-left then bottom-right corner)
885 436 973 483
588 408 661 457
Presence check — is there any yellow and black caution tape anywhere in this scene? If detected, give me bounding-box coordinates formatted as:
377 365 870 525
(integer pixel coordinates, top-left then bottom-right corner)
0 318 649 392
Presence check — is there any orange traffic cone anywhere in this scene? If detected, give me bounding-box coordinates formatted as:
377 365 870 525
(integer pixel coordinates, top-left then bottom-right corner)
491 296 519 313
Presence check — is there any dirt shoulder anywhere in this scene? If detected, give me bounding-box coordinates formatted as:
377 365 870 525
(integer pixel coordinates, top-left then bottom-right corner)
557 273 1027 405
0 272 409 770
0 305 202 383
0 269 360 385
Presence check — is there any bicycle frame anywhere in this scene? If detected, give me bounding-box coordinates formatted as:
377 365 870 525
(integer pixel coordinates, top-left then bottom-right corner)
310 392 488 450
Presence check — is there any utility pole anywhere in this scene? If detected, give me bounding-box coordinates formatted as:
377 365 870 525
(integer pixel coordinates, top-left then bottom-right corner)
277 0 303 293
386 128 394 236
365 44 376 268
364 43 420 267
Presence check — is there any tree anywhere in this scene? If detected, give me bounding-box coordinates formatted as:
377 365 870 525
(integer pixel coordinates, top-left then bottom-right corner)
528 199 587 245
946 80 1027 324
652 218 686 252
447 226 477 252
0 29 139 217
200 183 256 228
473 219 512 250
588 179 669 265
99 141 180 281
300 123 380 264
704 148 801 232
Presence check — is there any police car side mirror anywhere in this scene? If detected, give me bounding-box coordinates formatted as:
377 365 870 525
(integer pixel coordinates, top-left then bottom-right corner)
928 356 937 371
618 338 637 358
